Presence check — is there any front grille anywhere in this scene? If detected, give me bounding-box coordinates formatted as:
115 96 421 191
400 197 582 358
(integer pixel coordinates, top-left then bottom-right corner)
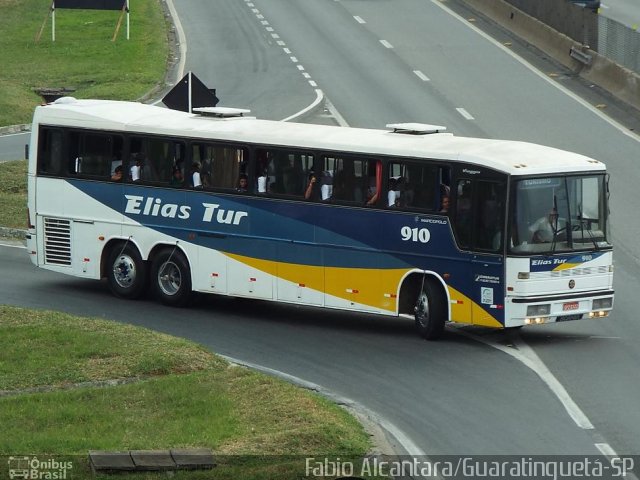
44 218 71 266
530 266 609 279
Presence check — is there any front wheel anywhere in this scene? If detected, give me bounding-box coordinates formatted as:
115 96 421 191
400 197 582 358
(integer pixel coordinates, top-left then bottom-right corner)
414 280 446 340
106 243 147 299
151 248 192 307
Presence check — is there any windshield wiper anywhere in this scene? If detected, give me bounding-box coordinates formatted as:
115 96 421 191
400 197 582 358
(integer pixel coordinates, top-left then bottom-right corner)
578 203 600 251
551 194 561 253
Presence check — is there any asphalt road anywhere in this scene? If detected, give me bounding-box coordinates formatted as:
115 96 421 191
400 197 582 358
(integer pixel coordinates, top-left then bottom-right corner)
601 0 640 27
0 132 28 162
2 0 640 460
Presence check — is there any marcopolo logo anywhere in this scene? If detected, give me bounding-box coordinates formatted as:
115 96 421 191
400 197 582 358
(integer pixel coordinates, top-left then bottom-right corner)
8 456 73 479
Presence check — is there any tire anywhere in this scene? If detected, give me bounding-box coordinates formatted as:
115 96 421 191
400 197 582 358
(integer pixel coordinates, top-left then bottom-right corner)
106 243 147 299
414 279 446 340
150 248 192 307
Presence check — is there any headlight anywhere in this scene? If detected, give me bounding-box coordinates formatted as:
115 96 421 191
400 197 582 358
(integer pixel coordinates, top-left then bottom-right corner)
527 304 551 316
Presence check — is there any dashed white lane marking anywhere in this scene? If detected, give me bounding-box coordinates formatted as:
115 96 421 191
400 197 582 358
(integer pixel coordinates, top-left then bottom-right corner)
380 39 393 49
456 107 475 120
430 0 640 143
413 70 430 82
238 0 334 125
354 15 366 24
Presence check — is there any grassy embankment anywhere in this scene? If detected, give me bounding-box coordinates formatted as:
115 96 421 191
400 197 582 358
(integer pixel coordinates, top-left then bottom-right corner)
0 160 26 230
0 0 168 127
0 306 371 479
0 4 374 476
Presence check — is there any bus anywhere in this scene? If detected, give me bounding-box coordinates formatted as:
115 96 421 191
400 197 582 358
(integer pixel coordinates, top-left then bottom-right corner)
26 97 614 340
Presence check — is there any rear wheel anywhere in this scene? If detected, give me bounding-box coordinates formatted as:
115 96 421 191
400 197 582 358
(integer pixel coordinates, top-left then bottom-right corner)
106 243 147 299
151 249 192 307
414 279 446 340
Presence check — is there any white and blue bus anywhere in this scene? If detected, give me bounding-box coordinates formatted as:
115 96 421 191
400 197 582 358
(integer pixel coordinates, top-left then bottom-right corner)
26 98 614 339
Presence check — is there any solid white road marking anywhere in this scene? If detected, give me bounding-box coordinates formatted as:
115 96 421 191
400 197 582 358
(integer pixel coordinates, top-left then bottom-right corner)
0 243 26 249
461 330 594 430
595 443 618 456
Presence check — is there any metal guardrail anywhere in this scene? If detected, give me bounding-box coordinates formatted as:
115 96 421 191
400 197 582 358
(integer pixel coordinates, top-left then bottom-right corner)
503 0 640 74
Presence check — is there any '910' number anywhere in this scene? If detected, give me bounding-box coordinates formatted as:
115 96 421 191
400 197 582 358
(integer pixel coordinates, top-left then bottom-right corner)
401 226 431 243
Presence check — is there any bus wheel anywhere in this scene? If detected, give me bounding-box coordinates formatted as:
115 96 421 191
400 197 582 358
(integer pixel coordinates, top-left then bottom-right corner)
107 243 147 299
151 249 192 307
414 280 446 340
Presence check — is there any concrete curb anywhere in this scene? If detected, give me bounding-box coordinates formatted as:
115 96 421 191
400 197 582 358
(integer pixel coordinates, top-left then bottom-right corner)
0 124 31 136
460 0 640 112
0 227 26 240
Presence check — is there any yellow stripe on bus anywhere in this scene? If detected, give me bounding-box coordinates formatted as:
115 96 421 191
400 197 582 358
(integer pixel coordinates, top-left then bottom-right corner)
225 252 503 327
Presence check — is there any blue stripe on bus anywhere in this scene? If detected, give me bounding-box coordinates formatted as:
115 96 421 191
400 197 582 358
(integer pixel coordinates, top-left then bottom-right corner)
68 180 504 324
69 180 461 268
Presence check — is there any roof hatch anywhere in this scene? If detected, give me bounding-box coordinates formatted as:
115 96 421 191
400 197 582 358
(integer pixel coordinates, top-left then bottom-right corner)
193 107 251 118
386 123 447 134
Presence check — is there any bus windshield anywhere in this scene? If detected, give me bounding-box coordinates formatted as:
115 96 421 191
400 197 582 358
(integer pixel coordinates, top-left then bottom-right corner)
510 174 610 254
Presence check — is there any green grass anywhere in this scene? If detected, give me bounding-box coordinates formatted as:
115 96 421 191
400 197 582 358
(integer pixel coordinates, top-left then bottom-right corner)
0 306 371 478
0 160 27 230
0 0 168 126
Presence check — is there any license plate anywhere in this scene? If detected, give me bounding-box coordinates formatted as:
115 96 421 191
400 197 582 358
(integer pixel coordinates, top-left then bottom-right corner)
558 314 583 321
563 301 579 311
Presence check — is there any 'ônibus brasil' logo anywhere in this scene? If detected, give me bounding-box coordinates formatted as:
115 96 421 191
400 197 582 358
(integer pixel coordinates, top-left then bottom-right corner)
124 195 248 225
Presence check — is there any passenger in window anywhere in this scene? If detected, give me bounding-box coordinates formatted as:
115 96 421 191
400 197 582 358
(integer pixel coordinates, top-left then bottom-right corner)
304 171 317 200
111 165 123 182
257 171 268 193
237 174 249 192
201 172 211 188
388 178 402 207
191 162 203 189
130 153 144 182
320 170 333 200
170 167 184 187
440 194 450 213
365 176 379 205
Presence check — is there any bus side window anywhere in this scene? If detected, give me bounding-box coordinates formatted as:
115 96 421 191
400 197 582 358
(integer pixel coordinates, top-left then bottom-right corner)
454 180 473 248
453 179 505 251
129 137 184 185
256 148 314 198
38 128 64 176
192 143 246 191
68 131 122 180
